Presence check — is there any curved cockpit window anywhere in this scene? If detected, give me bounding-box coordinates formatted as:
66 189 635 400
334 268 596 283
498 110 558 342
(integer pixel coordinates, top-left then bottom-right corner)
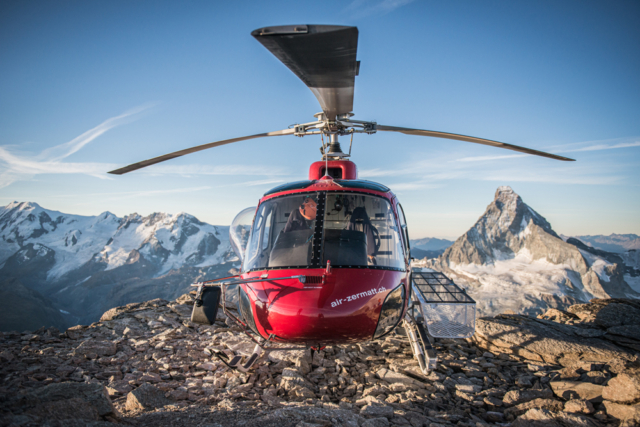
242 192 405 272
243 194 318 271
323 194 405 269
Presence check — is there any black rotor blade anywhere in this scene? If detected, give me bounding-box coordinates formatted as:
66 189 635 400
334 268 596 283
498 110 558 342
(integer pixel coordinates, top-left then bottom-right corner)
108 128 295 175
252 25 359 121
377 125 575 161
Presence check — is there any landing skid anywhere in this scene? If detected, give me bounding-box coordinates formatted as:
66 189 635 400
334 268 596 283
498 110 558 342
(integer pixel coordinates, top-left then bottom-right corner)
192 269 475 373
403 269 477 374
403 315 437 374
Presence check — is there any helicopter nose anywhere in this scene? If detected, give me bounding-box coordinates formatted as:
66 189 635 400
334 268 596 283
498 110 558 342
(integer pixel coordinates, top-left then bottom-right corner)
239 269 407 344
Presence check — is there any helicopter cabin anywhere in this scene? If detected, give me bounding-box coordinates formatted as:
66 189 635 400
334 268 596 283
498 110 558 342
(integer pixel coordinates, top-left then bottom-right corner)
235 160 411 274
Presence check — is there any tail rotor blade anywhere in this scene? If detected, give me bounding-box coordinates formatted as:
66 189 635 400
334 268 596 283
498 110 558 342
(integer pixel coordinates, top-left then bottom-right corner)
108 128 295 175
377 125 575 161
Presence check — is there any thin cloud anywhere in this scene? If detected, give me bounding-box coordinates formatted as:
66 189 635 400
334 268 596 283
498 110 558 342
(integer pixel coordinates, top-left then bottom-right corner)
346 0 416 17
38 104 153 162
359 168 406 178
560 141 640 153
389 181 441 191
454 154 527 162
0 106 150 188
144 164 288 177
49 186 212 199
236 179 285 187
66 186 213 206
0 105 290 188
452 138 640 162
480 171 622 185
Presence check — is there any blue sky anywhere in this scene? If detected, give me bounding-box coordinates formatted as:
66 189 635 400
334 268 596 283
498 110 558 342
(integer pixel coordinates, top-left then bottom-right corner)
1 0 639 239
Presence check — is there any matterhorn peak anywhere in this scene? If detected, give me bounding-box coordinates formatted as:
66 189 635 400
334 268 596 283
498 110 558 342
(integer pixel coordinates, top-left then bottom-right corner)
423 185 640 316
429 186 560 268
494 185 520 203
492 185 524 213
495 185 515 196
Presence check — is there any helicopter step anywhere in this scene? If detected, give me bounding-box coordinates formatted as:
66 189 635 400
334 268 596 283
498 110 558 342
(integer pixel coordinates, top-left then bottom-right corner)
402 315 437 374
212 344 264 373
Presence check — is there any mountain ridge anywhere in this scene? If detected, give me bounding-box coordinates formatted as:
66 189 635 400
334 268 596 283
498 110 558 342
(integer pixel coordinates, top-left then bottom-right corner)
0 201 238 331
572 233 640 253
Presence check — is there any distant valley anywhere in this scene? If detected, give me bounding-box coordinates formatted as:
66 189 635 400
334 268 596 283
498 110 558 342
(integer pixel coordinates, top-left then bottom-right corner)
409 237 453 260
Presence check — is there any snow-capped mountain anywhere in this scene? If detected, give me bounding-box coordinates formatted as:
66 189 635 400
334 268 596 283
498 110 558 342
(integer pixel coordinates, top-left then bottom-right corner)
0 202 238 331
420 186 639 316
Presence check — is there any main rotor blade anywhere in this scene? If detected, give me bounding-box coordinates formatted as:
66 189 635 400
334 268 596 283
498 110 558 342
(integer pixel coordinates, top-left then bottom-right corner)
377 125 575 161
252 25 359 121
108 128 295 175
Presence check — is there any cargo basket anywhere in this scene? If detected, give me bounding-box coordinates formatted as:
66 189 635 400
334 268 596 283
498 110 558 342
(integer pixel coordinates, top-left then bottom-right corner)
411 270 476 339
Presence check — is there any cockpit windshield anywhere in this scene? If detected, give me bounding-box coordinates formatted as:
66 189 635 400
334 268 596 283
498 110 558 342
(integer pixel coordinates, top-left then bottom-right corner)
242 192 406 272
243 194 318 271
323 193 405 269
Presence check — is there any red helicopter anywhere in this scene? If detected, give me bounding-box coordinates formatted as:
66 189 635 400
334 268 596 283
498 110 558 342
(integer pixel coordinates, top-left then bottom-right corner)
110 25 574 372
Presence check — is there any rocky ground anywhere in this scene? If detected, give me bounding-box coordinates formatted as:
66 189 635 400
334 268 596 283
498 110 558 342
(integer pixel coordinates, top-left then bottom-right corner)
1 295 640 427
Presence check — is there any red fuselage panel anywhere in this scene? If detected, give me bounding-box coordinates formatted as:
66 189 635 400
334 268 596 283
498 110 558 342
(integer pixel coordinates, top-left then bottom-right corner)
241 268 408 345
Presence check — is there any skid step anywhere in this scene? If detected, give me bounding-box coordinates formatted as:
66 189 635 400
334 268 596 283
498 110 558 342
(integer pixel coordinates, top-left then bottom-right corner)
213 344 264 372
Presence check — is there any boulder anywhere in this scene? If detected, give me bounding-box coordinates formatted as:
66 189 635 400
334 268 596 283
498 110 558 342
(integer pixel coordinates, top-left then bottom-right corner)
25 382 117 419
592 303 640 328
568 299 640 322
73 340 117 358
538 308 578 323
502 389 553 407
605 357 637 374
289 385 316 400
602 373 640 404
606 325 640 341
512 408 601 427
26 397 99 422
475 314 635 365
125 383 170 411
564 399 595 414
280 368 315 392
376 368 420 387
263 406 363 427
361 404 395 419
603 401 640 422
550 381 604 403
362 417 390 427
503 398 564 420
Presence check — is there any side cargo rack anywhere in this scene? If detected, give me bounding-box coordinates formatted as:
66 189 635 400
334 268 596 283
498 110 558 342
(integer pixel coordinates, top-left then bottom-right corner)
411 270 476 339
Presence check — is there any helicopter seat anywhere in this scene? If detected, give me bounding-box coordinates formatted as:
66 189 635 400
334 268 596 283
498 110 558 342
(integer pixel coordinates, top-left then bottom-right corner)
323 229 367 266
269 230 313 267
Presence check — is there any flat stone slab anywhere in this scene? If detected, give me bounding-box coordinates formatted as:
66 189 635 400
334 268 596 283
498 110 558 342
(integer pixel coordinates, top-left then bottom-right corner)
550 381 604 403
475 314 636 364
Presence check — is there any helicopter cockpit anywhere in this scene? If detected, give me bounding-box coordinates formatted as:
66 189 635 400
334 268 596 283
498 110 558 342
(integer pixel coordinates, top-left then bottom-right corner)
234 192 406 272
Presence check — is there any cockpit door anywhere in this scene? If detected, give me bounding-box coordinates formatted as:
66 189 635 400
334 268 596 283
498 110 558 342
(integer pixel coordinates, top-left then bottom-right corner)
397 203 411 262
230 207 256 264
